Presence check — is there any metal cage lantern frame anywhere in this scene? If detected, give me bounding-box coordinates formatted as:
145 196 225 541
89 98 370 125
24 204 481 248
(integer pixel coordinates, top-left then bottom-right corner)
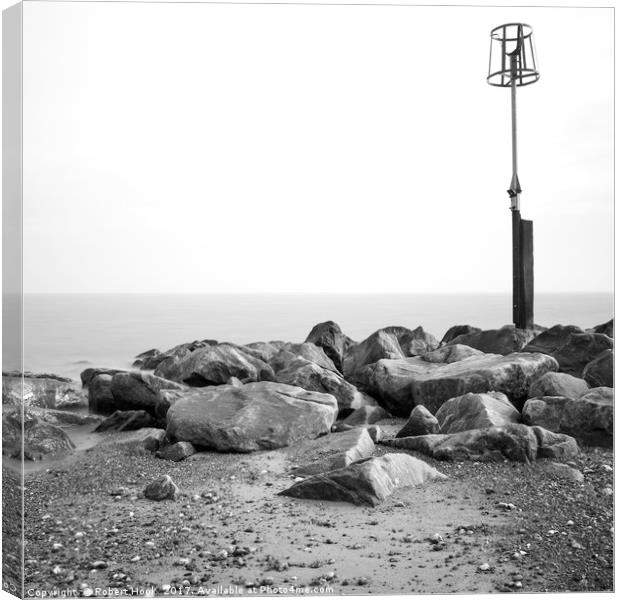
487 22 540 331
487 23 540 88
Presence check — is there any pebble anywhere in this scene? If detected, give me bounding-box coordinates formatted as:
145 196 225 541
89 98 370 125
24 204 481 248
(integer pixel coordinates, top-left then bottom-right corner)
214 550 228 561
478 563 491 572
130 556 141 562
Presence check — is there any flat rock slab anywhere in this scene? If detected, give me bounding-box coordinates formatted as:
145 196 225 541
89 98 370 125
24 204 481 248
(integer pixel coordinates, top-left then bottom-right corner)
361 352 558 416
166 382 338 452
289 428 376 476
528 372 590 400
386 424 579 463
435 392 520 434
386 424 539 462
279 453 447 506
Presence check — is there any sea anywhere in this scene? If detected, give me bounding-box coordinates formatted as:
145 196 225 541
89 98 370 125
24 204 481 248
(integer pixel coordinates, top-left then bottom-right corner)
3 292 614 382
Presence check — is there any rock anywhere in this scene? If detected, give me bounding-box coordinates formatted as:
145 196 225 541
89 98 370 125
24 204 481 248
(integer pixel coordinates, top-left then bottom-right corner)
275 357 374 413
539 462 584 484
2 373 86 409
530 427 580 461
87 374 116 414
166 382 338 452
110 372 186 415
366 425 382 442
304 321 354 373
95 410 155 432
132 348 163 369
226 376 244 387
155 343 275 386
144 475 179 501
80 368 126 388
522 325 584 355
528 372 590 400
2 406 75 460
441 325 482 345
583 350 613 388
396 405 439 438
421 344 484 364
447 325 537 355
289 428 375 476
398 327 440 357
109 428 167 453
552 333 614 377
145 339 219 372
244 341 286 363
592 318 613 338
333 405 389 431
386 424 539 462
270 343 338 374
361 352 558 416
435 392 520 433
279 453 447 506
154 389 189 421
523 389 613 447
343 330 405 382
157 441 196 462
26 407 103 427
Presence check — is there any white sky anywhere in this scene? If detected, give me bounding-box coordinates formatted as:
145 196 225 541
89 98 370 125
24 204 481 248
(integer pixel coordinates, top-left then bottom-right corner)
21 1 613 293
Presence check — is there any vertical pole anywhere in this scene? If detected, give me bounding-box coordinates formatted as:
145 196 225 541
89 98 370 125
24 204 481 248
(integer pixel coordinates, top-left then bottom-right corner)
520 219 534 328
509 53 522 328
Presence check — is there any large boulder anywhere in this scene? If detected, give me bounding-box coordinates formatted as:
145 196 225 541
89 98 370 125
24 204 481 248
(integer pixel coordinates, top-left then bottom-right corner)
592 318 613 338
522 388 613 447
166 382 338 452
289 428 375 476
2 406 75 460
441 325 481 345
244 341 286 364
279 453 447 506
143 339 218 371
447 325 537 355
275 357 374 413
583 350 613 388
270 343 338 374
361 352 558 416
522 325 584 355
396 405 439 438
528 372 590 400
530 426 580 461
552 333 614 377
81 368 126 388
343 330 405 382
88 374 116 414
398 327 440 357
3 372 85 409
421 345 483 364
386 424 539 462
304 321 354 373
155 343 275 386
435 392 520 434
110 372 185 415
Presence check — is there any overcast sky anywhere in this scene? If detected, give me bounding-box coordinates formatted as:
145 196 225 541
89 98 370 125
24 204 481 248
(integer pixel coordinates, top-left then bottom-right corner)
22 2 613 294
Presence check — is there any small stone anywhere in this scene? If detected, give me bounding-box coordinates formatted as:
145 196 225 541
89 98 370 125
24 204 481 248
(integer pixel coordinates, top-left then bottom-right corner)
130 556 141 562
144 475 179 501
90 561 107 569
478 563 491 572
214 550 228 561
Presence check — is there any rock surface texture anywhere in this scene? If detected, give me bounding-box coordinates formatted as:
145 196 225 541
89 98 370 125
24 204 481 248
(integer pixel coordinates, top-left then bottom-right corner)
434 392 520 434
304 321 354 373
166 382 338 452
522 388 613 447
3 373 85 409
360 352 558 416
582 350 613 388
396 405 439 438
527 372 590 400
289 428 376 476
552 333 614 377
447 326 537 355
280 453 447 506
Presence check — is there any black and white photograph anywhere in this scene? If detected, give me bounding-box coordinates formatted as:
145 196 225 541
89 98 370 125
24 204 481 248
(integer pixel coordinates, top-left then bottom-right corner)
1 1 614 597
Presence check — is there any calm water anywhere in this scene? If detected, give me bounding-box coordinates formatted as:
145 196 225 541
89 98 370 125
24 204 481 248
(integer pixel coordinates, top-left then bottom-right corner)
4 293 614 381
